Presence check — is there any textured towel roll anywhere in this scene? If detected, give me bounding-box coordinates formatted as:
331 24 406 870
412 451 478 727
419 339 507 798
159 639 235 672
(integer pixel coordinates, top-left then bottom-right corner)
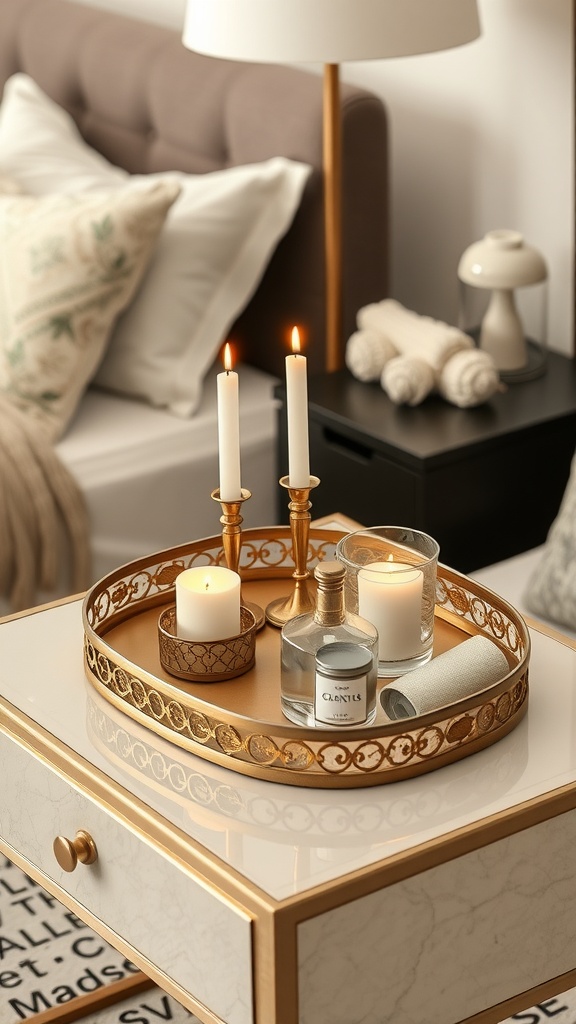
381 354 435 406
345 329 397 382
358 298 473 372
380 634 510 720
437 348 501 408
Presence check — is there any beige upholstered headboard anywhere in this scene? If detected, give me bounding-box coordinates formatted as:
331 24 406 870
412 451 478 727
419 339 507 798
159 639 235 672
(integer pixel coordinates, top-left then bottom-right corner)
0 0 389 378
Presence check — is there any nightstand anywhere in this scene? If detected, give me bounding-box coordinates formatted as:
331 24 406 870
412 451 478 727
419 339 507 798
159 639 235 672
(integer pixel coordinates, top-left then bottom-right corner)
2 572 576 1024
275 351 576 572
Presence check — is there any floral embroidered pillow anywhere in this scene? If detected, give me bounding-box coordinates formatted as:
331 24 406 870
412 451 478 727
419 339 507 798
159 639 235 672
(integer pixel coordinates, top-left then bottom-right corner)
0 179 180 441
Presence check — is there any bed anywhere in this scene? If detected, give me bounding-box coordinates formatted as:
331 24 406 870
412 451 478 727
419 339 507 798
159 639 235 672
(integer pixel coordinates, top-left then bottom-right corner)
0 0 388 612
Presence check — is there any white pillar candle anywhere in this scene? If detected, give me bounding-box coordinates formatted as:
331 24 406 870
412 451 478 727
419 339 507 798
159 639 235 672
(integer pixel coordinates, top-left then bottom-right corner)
358 559 423 662
217 342 242 501
286 326 310 488
176 566 241 641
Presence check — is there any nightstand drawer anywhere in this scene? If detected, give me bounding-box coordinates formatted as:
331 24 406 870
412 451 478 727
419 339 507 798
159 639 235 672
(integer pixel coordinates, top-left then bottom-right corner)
307 419 420 526
0 729 253 1024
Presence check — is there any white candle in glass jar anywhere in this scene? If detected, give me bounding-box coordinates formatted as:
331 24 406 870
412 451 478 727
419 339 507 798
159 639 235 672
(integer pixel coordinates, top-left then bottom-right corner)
175 566 241 641
285 326 310 488
358 558 423 662
217 342 242 501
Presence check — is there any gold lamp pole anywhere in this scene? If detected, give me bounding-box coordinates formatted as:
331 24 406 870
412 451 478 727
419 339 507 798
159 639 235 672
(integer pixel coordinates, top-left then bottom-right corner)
324 62 343 373
181 0 477 374
182 0 481 373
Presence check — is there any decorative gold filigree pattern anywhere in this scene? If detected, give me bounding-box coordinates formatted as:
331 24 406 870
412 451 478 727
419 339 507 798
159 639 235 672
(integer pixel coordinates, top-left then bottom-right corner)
436 576 526 657
158 605 255 681
85 633 527 781
85 531 338 630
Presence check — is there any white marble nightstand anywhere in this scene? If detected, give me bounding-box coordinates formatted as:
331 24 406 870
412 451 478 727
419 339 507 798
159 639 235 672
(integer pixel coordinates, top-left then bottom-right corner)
1 590 576 1024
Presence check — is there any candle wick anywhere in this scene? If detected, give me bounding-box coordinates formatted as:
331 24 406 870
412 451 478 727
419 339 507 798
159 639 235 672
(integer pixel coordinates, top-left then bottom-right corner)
205 582 209 591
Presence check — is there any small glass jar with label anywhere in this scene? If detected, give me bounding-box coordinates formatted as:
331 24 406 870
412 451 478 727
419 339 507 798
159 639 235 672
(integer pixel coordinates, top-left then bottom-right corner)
314 641 375 727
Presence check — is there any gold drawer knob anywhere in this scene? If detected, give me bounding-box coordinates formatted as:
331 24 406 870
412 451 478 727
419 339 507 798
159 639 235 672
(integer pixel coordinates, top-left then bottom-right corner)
53 830 98 872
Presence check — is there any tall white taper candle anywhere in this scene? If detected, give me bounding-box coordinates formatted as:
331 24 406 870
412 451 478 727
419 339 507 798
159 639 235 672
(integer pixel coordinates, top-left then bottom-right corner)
286 326 310 487
217 342 242 501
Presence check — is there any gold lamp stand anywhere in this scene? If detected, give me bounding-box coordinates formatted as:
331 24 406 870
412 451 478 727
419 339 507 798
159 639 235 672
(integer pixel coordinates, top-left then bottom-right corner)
324 62 343 373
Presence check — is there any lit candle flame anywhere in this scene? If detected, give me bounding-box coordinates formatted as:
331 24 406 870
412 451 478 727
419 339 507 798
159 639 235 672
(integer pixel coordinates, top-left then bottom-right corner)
223 342 233 373
291 326 301 355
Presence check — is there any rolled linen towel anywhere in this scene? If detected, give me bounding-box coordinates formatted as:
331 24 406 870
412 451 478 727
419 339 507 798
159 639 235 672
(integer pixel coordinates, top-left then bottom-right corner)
381 634 510 720
381 355 435 406
437 348 500 408
346 329 397 382
358 299 473 372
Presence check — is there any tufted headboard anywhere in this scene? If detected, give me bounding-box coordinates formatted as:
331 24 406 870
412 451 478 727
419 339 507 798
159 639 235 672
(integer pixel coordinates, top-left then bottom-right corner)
0 0 388 378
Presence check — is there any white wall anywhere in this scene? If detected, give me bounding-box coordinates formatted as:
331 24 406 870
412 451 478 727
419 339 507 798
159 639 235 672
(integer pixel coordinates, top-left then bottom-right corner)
70 0 574 355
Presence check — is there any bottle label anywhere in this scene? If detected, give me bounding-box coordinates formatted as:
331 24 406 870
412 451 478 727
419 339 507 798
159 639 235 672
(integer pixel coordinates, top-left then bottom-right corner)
314 672 367 726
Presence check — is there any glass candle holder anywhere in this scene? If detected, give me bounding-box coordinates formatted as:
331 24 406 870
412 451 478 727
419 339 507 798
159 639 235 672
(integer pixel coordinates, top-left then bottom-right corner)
336 526 440 677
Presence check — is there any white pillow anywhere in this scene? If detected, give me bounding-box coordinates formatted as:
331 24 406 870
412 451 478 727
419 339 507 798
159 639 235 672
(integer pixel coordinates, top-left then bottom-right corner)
0 74 311 417
0 180 180 440
524 450 576 632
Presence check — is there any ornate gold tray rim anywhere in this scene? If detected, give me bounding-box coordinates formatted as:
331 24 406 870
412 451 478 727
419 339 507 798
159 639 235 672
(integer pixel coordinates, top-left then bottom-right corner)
82 526 530 789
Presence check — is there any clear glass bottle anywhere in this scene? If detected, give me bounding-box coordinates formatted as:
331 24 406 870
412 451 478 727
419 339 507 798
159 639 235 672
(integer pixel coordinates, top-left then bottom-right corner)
280 560 378 728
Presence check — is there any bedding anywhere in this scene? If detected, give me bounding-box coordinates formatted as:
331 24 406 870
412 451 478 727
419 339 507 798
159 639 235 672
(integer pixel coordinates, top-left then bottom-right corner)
0 362 278 618
60 363 279 587
0 0 388 613
0 397 90 612
0 74 312 418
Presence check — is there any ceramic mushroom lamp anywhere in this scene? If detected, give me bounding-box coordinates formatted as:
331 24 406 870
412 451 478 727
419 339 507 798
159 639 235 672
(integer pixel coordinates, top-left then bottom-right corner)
458 229 547 381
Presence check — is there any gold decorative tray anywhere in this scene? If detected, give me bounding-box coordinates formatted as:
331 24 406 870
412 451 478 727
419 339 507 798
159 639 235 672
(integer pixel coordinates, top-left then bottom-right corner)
82 526 530 789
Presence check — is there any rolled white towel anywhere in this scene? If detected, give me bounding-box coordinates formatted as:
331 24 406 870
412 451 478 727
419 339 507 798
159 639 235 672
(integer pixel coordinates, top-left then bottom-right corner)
381 634 510 720
381 355 435 406
437 348 501 408
358 299 473 372
345 329 397 382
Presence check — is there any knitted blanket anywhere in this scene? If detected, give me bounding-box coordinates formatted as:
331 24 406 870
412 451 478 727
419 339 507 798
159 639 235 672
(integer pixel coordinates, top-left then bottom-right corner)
0 397 91 612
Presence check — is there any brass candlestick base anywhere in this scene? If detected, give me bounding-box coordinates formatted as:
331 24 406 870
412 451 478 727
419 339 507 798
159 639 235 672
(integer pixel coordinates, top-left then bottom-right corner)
265 475 320 628
211 488 265 631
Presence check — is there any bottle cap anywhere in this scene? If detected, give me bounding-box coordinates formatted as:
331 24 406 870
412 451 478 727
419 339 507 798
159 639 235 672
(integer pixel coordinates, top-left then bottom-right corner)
314 560 346 585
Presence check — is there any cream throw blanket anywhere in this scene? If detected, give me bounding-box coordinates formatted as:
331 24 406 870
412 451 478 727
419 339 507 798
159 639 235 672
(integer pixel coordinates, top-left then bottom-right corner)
0 397 91 612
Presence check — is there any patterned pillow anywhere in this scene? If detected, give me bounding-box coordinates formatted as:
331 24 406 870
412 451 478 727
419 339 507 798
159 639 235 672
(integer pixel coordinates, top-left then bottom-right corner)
0 180 180 441
524 452 576 630
0 74 311 418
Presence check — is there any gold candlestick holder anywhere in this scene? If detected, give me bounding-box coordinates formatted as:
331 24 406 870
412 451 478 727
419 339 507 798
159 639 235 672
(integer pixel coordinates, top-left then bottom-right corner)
211 488 265 631
265 475 320 628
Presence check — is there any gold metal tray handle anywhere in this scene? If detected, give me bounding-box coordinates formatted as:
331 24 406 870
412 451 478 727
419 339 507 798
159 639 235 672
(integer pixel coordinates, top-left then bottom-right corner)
53 829 98 872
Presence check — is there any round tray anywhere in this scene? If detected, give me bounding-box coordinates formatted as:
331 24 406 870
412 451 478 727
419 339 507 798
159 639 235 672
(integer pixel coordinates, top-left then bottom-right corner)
82 526 530 788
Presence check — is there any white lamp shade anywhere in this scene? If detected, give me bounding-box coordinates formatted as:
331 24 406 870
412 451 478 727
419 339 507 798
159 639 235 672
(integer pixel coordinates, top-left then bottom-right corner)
458 229 548 290
183 0 481 64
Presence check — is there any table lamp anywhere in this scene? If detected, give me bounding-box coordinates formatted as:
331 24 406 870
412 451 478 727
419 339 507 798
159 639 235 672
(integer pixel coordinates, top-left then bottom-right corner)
183 0 481 372
458 228 548 381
